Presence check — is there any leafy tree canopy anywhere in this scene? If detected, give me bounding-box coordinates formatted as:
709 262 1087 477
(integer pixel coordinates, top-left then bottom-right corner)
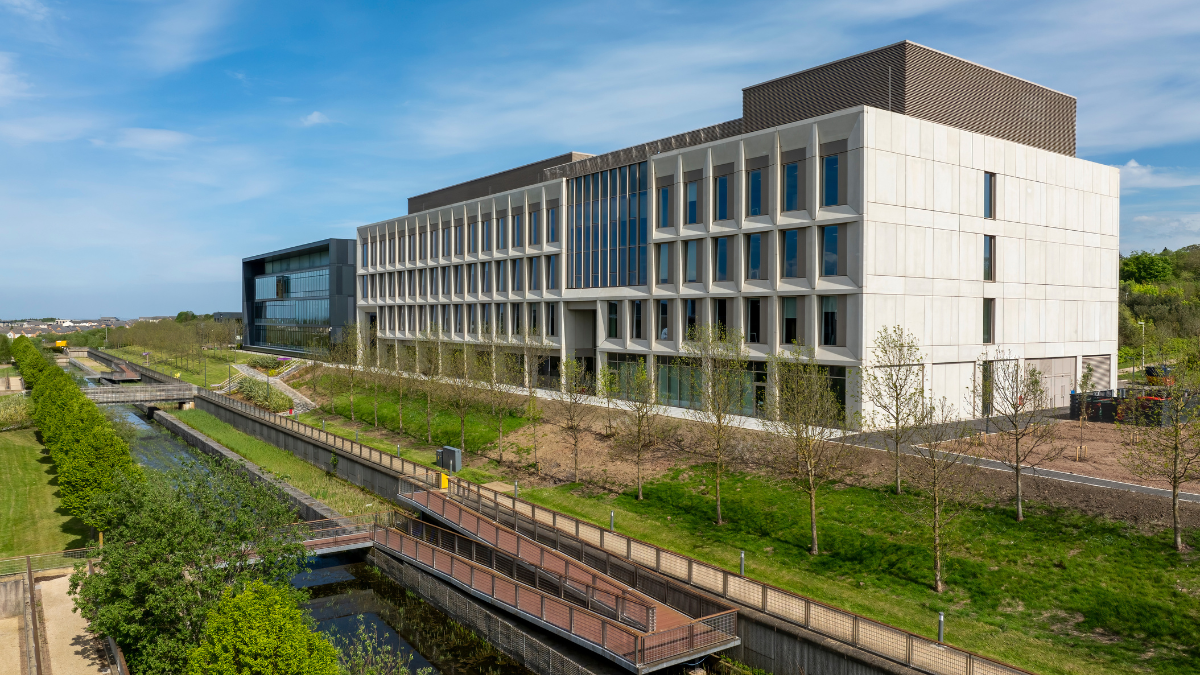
1120 251 1175 284
186 581 339 675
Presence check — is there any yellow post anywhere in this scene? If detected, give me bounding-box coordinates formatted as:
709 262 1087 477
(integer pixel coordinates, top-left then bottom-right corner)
439 473 449 489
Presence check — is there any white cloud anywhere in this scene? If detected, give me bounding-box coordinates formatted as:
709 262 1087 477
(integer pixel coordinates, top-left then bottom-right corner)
301 111 331 127
0 115 97 143
110 128 196 152
1123 212 1200 252
1119 160 1200 191
0 53 31 105
135 0 234 74
0 0 50 21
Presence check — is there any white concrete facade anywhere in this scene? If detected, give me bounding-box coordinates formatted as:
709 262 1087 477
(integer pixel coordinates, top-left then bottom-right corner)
355 104 1118 420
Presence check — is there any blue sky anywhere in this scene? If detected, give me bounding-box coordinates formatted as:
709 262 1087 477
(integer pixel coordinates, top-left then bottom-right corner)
2 0 1199 319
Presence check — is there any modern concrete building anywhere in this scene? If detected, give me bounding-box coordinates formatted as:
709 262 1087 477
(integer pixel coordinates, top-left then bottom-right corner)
242 238 357 356
355 41 1118 418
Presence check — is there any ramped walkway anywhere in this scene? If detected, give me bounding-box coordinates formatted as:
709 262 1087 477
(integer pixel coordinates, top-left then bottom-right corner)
232 363 317 414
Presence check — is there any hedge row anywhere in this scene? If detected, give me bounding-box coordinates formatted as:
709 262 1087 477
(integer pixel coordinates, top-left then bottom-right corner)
11 336 139 529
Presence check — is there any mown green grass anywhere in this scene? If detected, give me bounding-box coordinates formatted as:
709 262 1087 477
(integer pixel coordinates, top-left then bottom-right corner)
296 374 530 455
102 347 254 387
0 429 88 557
523 471 1200 675
173 409 384 518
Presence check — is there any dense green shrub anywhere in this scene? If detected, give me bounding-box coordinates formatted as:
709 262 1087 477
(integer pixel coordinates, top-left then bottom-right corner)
0 394 31 429
10 336 138 528
236 377 294 412
245 354 282 370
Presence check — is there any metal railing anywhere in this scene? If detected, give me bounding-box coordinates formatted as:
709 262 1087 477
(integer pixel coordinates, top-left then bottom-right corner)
130 350 1035 675
370 523 737 671
387 510 656 631
84 384 196 404
441 478 1033 675
0 548 95 577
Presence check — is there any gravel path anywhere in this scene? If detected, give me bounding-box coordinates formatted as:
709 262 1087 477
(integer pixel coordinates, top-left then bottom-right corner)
39 573 110 675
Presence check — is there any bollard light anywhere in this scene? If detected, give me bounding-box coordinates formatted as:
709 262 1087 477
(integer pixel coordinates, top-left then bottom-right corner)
938 612 944 643
514 481 519 499
740 550 745 575
610 511 615 531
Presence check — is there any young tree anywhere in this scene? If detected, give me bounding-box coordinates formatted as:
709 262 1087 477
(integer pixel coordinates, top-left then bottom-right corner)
186 581 339 675
762 346 858 554
476 330 519 464
443 345 477 452
552 356 597 482
1074 363 1096 461
862 326 927 495
519 324 554 473
1120 353 1200 551
611 358 673 500
679 322 749 525
969 351 1062 522
391 341 414 435
903 398 986 592
596 363 620 437
331 321 362 422
413 327 445 443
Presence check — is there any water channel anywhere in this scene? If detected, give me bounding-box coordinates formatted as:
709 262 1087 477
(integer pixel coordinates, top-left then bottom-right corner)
69 363 531 675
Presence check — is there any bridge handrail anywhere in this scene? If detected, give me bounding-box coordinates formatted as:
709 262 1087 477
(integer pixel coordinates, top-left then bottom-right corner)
147 355 1033 675
387 509 656 631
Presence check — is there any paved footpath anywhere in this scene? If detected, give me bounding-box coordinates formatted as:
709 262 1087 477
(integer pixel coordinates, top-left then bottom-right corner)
40 572 110 675
0 614 22 674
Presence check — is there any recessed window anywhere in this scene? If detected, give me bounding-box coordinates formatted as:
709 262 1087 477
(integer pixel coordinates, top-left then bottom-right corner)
547 303 557 337
821 152 847 207
658 243 670 284
983 298 995 344
468 222 478 253
482 221 491 252
455 225 463 255
685 181 699 224
512 302 522 334
481 303 490 332
745 233 762 280
512 259 523 291
745 298 762 343
547 208 558 243
454 265 463 294
822 226 839 276
530 303 539 334
608 301 619 338
468 264 477 293
983 235 996 282
783 162 803 212
455 304 463 333
782 297 798 345
529 257 540 290
715 175 729 221
546 255 558 289
713 298 727 331
498 217 507 249
821 296 838 346
497 260 506 292
482 262 491 292
632 300 642 339
497 303 507 335
686 299 697 339
658 299 670 340
782 229 801 278
684 240 699 283
513 214 523 247
442 228 451 258
746 169 763 216
984 172 997 219
714 237 729 282
530 211 541 245
658 185 671 228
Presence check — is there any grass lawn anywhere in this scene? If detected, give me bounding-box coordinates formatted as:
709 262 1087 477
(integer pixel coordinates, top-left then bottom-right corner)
0 429 89 557
173 409 384 518
102 346 255 387
295 374 530 456
523 472 1200 675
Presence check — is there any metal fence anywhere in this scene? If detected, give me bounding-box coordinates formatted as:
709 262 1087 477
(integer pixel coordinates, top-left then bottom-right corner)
83 384 196 404
387 509 657 632
0 548 95 577
370 522 738 671
130 350 1036 675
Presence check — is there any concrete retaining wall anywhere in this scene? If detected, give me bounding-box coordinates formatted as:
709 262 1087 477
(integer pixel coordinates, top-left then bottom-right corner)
195 396 404 507
149 408 342 521
0 577 23 619
369 548 623 675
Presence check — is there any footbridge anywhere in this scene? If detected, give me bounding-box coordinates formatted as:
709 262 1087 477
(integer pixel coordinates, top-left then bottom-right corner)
83 384 196 405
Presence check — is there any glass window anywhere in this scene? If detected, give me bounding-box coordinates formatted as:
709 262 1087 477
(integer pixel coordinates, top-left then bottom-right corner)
513 258 523 291
658 186 671 228
455 225 463 255
497 260 507 292
608 301 619 338
984 298 995 344
821 296 838 346
685 181 698 224
530 211 540 245
498 217 507 249
482 262 491 292
658 243 670 284
408 233 415 261
482 220 491 251
455 304 463 333
715 175 729 221
713 298 727 331
822 226 839 276
361 243 368 268
529 256 540 290
567 160 648 290
745 233 762 280
547 303 557 336
783 229 800 278
512 302 522 334
822 154 842 207
442 227 450 257
513 214 523 247
984 235 995 281
529 303 539 333
685 240 698 283
745 298 762 343
547 208 558 243
497 303 507 335
686 299 697 339
632 300 643 339
658 299 670 340
747 169 763 216
784 162 801 211
469 303 478 333
984 172 996 219
782 297 798 344
714 237 728 281
455 265 463 294
546 255 558 289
